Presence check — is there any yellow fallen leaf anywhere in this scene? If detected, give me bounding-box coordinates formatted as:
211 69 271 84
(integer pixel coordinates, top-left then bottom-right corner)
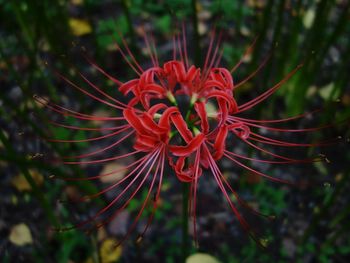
240 25 252 37
303 8 316 29
100 238 122 263
69 18 92 36
186 253 222 263
91 110 113 126
247 0 265 8
198 22 208 35
97 227 107 242
11 169 44 192
71 0 84 5
99 162 128 183
0 160 6 167
342 94 350 105
9 223 33 246
319 82 335 100
86 238 122 263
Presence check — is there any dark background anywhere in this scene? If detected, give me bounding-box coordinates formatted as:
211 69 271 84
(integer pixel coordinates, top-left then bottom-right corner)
1 0 349 262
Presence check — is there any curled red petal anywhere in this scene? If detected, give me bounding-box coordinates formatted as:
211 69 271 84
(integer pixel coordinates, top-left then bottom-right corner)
140 90 163 109
123 108 147 134
174 157 194 182
228 123 251 139
210 68 234 90
170 112 193 143
169 133 205 156
148 103 168 116
200 148 210 169
141 113 168 135
172 157 203 182
203 80 226 91
205 90 238 113
127 97 139 107
212 125 228 160
141 83 166 95
119 79 139 95
134 134 159 151
139 67 163 87
174 62 187 82
186 65 200 83
194 101 209 134
159 106 179 129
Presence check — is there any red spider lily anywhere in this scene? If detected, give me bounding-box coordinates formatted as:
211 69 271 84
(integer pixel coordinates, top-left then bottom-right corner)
36 27 336 247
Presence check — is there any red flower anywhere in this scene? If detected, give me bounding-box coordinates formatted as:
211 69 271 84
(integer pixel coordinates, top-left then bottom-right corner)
36 28 334 246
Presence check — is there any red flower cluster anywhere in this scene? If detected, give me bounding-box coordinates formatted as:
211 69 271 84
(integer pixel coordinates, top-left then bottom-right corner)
120 59 241 179
36 29 333 245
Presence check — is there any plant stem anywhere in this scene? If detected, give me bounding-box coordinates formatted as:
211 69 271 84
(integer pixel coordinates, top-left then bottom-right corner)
181 182 190 262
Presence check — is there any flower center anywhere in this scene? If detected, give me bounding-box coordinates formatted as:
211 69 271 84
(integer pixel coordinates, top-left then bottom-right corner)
120 60 250 181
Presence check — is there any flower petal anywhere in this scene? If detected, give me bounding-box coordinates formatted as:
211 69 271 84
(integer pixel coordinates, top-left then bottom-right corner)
169 133 205 156
212 125 228 160
170 112 193 143
194 101 209 134
119 79 139 95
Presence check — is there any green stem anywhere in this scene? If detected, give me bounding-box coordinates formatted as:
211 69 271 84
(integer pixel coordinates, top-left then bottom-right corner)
181 182 190 262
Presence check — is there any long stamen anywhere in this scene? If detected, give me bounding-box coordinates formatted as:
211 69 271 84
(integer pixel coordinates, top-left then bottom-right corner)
57 155 146 181
238 64 303 112
62 129 133 159
229 116 338 133
116 29 144 73
182 23 189 69
206 30 222 73
231 109 322 124
202 28 216 79
62 150 140 165
44 118 124 131
143 29 157 67
224 152 295 185
234 52 271 89
217 165 274 219
46 127 129 143
77 71 129 109
138 149 166 237
177 33 185 65
224 149 320 164
150 31 160 67
109 146 165 246
172 36 177 61
192 148 201 246
60 148 161 231
204 145 262 245
230 36 258 73
249 132 339 147
112 32 142 76
82 54 123 86
34 95 124 121
65 149 159 205
56 72 129 110
238 135 315 163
